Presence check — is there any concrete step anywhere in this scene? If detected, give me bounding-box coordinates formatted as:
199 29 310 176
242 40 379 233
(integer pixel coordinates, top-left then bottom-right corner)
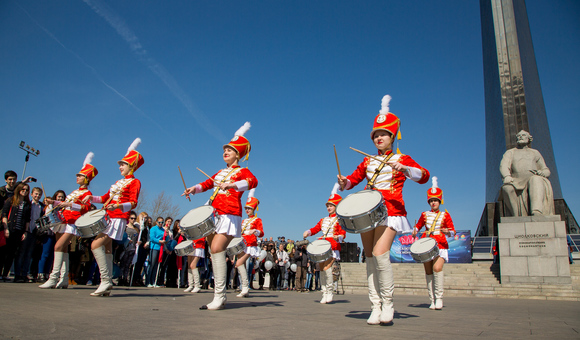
336 262 580 301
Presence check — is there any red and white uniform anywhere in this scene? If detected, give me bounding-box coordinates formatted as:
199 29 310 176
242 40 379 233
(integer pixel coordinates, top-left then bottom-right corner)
414 210 455 262
198 165 258 217
193 165 258 237
52 188 92 236
345 150 429 216
308 213 346 260
241 215 264 257
93 174 141 241
414 210 455 250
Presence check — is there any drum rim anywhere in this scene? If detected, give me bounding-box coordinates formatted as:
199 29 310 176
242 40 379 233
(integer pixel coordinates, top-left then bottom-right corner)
76 210 106 224
175 240 194 249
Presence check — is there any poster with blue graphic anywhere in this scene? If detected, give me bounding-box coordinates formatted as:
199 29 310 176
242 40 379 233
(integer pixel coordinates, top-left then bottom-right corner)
390 230 471 263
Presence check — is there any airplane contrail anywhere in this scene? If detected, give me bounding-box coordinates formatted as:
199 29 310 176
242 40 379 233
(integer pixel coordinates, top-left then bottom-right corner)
13 1 192 154
82 0 226 142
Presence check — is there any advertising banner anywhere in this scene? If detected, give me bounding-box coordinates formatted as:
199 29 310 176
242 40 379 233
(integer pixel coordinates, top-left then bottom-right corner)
390 230 472 263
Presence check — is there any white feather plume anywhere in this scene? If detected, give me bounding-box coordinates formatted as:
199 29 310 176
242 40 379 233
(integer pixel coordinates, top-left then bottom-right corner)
234 122 251 137
128 138 142 152
431 176 438 194
247 188 256 199
379 94 392 115
83 152 94 167
330 182 340 196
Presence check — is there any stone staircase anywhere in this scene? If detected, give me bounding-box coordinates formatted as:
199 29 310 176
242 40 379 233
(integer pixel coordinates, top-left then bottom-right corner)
337 262 580 301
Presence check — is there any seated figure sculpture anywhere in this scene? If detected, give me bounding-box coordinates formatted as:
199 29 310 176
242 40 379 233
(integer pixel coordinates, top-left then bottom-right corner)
499 130 555 216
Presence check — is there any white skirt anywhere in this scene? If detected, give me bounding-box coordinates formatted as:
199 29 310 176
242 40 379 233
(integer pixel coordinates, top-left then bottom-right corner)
245 246 261 258
214 214 242 237
104 218 127 241
332 250 341 261
53 223 80 236
188 248 205 258
438 249 449 262
379 215 413 234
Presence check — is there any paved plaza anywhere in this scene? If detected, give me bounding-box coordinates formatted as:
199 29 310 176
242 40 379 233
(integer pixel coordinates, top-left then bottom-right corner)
1 282 579 339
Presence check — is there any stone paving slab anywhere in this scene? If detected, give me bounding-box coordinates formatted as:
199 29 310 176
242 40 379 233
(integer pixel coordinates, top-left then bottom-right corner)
1 282 579 339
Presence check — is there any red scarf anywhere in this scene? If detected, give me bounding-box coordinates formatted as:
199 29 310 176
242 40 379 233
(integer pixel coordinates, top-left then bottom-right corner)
159 229 168 262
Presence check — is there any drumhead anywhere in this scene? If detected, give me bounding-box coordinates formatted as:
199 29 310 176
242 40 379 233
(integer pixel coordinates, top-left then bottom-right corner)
175 240 193 250
307 239 331 253
336 190 383 217
76 210 106 226
410 237 437 252
181 206 214 226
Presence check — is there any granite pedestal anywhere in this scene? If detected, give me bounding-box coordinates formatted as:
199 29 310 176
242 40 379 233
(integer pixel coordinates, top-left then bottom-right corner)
498 215 570 284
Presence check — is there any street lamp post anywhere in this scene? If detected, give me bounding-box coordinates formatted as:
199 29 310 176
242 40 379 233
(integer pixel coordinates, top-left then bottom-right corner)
19 141 40 179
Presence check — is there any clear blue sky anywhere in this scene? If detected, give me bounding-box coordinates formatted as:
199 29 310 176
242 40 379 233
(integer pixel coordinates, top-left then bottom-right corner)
1 0 579 248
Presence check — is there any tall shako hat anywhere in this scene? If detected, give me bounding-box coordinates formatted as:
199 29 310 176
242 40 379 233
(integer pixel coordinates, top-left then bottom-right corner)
327 183 342 206
224 122 251 161
245 188 259 211
427 176 444 204
371 94 402 152
78 152 98 182
118 138 144 172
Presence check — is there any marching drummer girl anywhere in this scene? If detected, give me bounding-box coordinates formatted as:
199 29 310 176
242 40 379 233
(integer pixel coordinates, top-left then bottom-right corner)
39 152 97 289
337 94 429 325
412 177 455 310
183 122 258 310
302 183 345 304
235 188 264 298
83 138 143 297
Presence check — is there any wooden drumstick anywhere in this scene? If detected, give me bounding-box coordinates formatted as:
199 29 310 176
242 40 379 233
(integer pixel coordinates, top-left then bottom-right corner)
178 166 191 201
334 145 344 191
350 147 394 166
41 183 61 214
197 167 218 183
98 195 115 212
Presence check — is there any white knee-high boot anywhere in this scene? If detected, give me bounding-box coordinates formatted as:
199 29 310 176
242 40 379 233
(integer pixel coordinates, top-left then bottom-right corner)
200 251 226 310
56 253 69 289
426 274 435 310
184 269 194 292
325 267 334 303
192 267 201 293
374 252 394 324
434 271 444 309
319 268 327 304
90 247 113 296
39 252 63 289
236 263 249 297
366 256 381 325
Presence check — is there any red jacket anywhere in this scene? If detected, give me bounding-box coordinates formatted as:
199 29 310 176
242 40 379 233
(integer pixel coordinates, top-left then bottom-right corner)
309 213 346 251
345 150 429 216
95 175 141 220
198 165 258 216
60 188 92 224
241 215 264 247
414 210 455 249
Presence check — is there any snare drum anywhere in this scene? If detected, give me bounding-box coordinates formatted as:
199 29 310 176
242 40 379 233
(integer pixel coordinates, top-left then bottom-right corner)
180 206 216 240
35 209 64 232
336 190 388 234
174 240 194 256
75 210 109 238
226 237 246 257
409 237 439 263
306 239 332 263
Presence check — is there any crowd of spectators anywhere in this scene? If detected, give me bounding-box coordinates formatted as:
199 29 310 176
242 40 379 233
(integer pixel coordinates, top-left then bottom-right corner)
0 170 343 292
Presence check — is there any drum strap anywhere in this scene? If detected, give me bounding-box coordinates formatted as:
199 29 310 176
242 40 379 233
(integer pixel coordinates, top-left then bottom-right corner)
241 216 257 234
427 211 443 236
64 189 88 205
323 217 338 238
208 167 242 205
367 153 395 189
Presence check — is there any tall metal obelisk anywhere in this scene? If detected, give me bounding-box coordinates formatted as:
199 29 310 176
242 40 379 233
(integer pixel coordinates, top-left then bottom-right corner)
478 0 577 236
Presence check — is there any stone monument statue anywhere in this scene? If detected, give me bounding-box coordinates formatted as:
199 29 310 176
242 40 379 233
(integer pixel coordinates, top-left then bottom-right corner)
499 130 555 216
